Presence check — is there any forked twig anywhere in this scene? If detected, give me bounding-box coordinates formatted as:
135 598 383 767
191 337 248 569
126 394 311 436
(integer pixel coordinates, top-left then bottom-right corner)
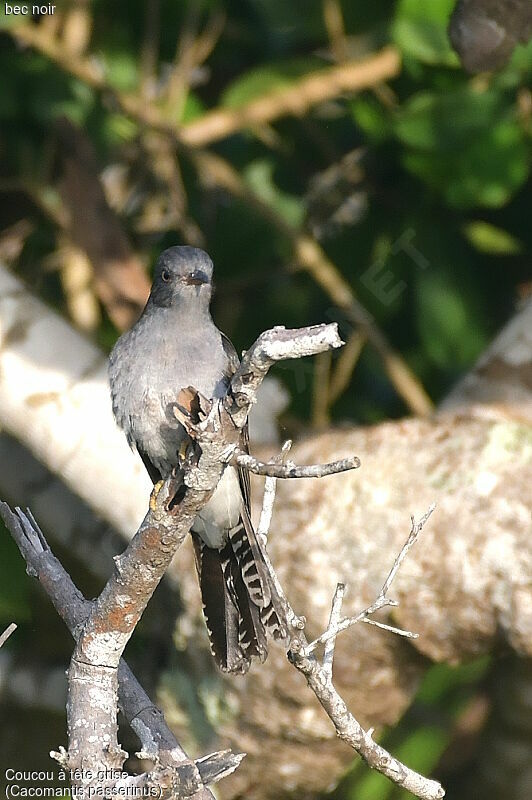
251 454 443 800
304 505 435 656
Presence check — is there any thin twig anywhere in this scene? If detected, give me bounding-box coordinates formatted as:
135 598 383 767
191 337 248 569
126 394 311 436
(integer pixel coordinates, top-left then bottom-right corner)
304 505 436 655
322 583 345 679
232 449 360 478
257 439 292 543
381 504 436 597
253 444 304 632
179 47 400 145
0 622 17 648
253 479 443 798
362 617 418 638
323 0 349 62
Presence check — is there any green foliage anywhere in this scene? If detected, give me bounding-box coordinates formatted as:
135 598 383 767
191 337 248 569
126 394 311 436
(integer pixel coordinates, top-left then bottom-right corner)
390 81 530 208
244 158 304 226
416 269 487 368
463 221 523 254
0 521 30 624
393 0 459 66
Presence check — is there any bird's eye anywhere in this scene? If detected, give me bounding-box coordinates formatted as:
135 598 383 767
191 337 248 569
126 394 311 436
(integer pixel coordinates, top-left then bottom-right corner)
161 269 171 282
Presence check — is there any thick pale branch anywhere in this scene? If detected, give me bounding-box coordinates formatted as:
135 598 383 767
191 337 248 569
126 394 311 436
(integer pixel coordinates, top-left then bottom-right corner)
232 449 360 478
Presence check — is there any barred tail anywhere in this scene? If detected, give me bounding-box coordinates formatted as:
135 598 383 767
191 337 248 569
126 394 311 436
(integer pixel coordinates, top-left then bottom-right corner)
193 532 266 673
228 515 288 645
193 515 288 674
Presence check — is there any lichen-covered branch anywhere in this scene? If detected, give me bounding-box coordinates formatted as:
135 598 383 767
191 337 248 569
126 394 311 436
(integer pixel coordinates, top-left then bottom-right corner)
1 322 342 798
0 501 235 799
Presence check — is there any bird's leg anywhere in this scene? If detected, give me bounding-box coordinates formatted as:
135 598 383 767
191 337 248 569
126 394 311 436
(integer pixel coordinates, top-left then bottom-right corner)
149 480 166 512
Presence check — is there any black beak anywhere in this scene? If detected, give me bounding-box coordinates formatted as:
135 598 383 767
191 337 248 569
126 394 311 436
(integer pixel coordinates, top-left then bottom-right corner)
182 269 209 286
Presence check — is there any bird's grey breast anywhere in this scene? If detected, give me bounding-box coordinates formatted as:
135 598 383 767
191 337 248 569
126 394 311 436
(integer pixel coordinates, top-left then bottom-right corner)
109 311 231 476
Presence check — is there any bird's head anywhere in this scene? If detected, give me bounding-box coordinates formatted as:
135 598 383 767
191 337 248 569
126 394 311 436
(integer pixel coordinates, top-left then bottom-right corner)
149 246 214 310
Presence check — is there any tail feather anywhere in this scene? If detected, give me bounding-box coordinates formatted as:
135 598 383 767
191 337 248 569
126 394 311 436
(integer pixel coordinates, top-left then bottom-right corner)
193 513 288 673
193 535 250 673
222 546 267 662
229 517 288 645
193 532 272 673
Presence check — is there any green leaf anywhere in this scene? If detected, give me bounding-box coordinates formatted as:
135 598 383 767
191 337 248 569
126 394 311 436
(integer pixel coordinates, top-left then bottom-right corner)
395 88 501 152
396 88 530 208
394 726 449 782
416 271 487 367
463 221 523 255
180 92 206 123
102 113 139 145
104 51 139 92
393 0 459 66
416 658 491 704
351 95 391 142
221 57 324 108
0 523 30 624
47 78 95 125
244 159 304 227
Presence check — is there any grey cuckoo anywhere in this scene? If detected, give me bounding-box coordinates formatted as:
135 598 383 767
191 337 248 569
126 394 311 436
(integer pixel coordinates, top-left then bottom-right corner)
108 246 286 673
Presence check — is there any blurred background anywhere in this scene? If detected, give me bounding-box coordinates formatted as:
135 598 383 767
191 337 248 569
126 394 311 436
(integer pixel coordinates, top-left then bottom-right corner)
0 1 531 799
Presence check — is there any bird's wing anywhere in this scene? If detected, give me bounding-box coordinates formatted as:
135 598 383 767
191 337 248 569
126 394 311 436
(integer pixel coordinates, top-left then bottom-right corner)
220 332 251 509
138 447 162 485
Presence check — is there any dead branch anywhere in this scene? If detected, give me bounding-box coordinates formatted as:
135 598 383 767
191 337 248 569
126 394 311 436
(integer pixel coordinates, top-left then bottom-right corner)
0 317 443 797
0 501 230 799
304 506 435 654
0 622 17 648
248 446 445 799
231 448 360 478
1 322 340 798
